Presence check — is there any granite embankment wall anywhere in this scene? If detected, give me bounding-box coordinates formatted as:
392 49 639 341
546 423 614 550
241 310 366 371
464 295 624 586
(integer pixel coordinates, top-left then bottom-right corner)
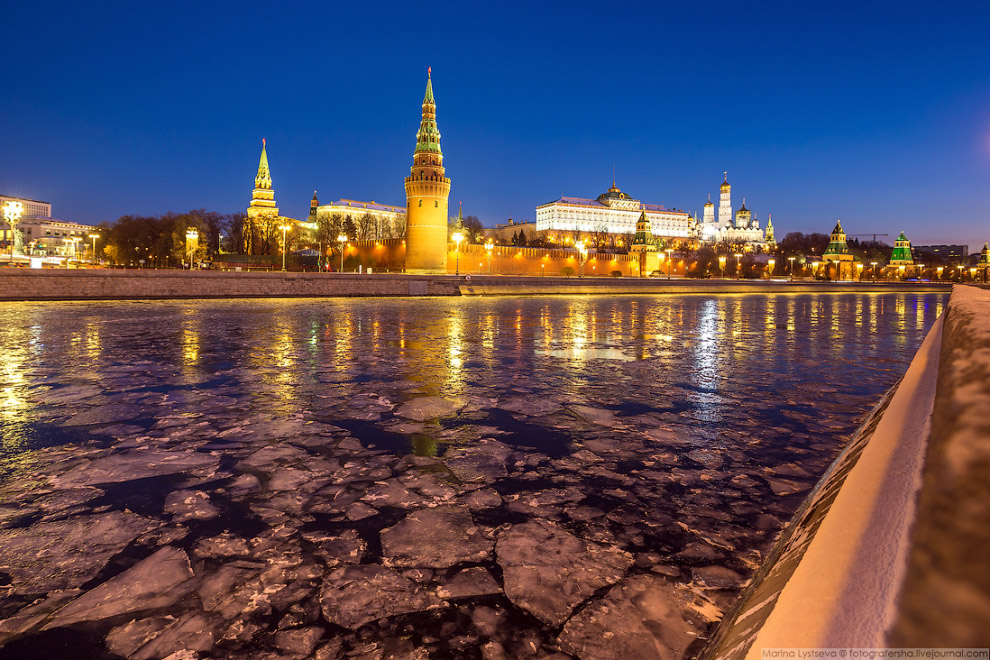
0 269 949 301
704 285 990 656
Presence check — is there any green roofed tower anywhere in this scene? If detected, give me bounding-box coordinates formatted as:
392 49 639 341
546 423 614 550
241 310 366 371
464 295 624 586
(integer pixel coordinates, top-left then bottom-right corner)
889 231 914 265
822 220 851 258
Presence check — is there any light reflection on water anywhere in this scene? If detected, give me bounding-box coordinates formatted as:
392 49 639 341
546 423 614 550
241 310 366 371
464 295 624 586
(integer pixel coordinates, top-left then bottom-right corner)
0 292 947 464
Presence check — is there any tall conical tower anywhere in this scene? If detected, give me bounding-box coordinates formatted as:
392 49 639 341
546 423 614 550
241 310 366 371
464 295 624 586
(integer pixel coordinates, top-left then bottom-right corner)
823 220 851 258
765 213 776 247
979 243 990 267
404 68 451 274
718 172 732 228
247 138 279 222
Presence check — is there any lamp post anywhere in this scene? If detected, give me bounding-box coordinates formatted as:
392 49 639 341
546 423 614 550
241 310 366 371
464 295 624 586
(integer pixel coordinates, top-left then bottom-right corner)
788 256 796 281
871 261 878 282
937 266 944 281
452 231 464 276
2 201 24 264
484 240 494 275
185 228 199 269
857 263 864 281
280 225 291 271
719 255 727 279
666 248 673 280
89 233 100 266
577 241 587 278
734 252 743 280
337 233 347 272
768 258 776 279
812 261 820 280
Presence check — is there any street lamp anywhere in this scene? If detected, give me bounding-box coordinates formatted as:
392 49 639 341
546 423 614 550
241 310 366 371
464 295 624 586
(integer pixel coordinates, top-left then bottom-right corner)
768 258 776 278
734 252 743 280
788 256 796 281
719 255 727 278
337 233 347 272
577 241 588 277
3 200 24 264
280 224 291 271
484 240 494 275
666 248 673 280
185 228 199 269
452 231 464 276
871 261 878 282
857 263 864 280
89 233 100 266
812 261 820 280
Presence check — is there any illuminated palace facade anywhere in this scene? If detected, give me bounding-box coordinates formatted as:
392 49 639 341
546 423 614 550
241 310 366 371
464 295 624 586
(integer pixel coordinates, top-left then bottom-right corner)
535 182 693 243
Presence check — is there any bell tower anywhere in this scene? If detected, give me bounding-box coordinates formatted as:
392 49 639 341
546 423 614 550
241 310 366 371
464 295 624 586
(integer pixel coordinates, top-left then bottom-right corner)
404 68 451 274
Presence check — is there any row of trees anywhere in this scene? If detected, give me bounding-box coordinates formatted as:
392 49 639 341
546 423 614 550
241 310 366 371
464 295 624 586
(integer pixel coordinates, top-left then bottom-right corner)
94 209 410 266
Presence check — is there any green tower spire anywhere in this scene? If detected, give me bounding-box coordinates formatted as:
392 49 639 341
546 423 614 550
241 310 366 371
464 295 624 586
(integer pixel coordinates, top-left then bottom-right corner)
255 138 272 190
415 67 442 156
823 220 850 257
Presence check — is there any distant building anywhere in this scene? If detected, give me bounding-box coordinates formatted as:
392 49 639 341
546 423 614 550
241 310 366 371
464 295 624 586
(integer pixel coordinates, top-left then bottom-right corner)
315 195 406 237
491 217 537 243
0 193 95 257
535 181 693 242
0 194 51 219
889 231 915 266
698 173 766 247
913 244 968 263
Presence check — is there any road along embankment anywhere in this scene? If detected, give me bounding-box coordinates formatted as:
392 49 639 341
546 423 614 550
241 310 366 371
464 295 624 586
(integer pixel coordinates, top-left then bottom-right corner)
0 269 948 301
703 284 990 657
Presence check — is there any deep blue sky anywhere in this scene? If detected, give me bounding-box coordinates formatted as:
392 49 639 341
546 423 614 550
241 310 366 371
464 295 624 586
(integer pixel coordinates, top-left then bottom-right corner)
2 1 988 249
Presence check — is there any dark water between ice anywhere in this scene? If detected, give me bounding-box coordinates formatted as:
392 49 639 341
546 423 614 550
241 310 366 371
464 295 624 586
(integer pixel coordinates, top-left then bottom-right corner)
0 293 947 660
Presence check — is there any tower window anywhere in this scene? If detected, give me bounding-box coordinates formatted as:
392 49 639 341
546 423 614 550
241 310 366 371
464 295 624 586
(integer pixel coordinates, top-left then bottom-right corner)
435 201 439 207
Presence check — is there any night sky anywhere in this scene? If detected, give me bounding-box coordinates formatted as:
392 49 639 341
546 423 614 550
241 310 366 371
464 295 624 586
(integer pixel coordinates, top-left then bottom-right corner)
2 1 988 249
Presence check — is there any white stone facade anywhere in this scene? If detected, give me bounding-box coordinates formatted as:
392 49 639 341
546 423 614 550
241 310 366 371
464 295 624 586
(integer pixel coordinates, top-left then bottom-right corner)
535 184 693 240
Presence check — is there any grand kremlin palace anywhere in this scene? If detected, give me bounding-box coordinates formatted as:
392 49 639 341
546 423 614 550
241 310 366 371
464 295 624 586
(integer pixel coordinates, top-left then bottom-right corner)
535 182 693 242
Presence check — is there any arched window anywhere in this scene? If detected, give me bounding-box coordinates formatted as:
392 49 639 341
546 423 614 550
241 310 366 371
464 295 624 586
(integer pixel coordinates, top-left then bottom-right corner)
418 199 422 207
435 200 439 208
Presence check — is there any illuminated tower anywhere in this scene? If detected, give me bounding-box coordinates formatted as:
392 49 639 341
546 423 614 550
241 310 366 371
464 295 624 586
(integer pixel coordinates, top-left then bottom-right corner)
703 194 715 225
308 191 319 222
718 172 731 228
404 68 451 274
765 214 776 247
735 197 752 229
889 231 914 265
247 138 278 222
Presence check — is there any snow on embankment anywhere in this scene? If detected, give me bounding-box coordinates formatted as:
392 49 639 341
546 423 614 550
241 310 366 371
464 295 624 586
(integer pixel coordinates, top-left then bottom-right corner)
702 285 990 657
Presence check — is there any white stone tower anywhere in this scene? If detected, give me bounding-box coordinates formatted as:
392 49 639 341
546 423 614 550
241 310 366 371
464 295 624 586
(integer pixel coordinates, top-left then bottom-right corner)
718 172 732 228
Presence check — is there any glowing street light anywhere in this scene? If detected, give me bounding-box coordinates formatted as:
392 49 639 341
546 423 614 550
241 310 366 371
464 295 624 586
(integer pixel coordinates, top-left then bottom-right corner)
576 241 588 277
666 248 673 280
734 252 743 280
871 261 878 282
812 261 820 280
484 240 494 275
185 228 199 269
3 200 24 263
452 231 464 276
719 255 727 278
337 233 347 272
89 233 100 266
788 256 796 281
768 258 776 279
280 224 292 271
856 263 864 281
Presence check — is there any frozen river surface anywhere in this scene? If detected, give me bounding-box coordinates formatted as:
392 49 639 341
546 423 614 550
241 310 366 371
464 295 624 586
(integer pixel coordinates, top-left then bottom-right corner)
0 293 946 660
